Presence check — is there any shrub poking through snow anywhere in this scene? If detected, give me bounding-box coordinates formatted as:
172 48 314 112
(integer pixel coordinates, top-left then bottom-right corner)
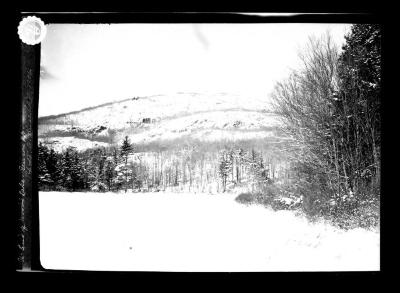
235 193 255 205
235 181 379 231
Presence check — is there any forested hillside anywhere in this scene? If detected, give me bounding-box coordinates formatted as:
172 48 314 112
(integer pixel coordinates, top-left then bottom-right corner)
38 92 288 195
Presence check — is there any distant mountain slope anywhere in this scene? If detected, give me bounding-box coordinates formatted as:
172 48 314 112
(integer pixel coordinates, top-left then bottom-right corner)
39 92 283 151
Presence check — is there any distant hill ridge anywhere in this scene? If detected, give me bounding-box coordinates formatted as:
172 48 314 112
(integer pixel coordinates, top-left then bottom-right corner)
39 96 145 123
38 92 282 152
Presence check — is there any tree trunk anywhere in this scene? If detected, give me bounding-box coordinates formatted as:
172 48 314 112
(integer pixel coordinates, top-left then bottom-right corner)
371 127 380 187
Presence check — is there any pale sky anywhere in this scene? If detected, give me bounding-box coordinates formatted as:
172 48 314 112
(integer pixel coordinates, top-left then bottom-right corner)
39 23 351 117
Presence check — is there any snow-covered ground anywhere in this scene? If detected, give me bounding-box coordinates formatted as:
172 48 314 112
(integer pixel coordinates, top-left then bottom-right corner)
125 110 280 144
38 137 109 152
38 92 282 150
40 93 273 130
39 191 380 272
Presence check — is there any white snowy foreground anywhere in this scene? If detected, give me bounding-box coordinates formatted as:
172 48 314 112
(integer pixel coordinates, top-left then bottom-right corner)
39 191 380 272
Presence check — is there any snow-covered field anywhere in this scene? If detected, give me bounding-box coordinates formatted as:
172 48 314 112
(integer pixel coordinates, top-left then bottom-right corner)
39 191 380 272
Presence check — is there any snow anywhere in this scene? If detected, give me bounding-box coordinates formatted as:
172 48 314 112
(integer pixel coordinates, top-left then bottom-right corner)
127 110 280 144
38 137 109 152
39 93 283 150
41 93 272 129
39 191 380 271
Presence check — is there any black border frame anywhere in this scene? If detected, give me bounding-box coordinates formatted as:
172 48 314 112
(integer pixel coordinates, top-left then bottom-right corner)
15 12 384 280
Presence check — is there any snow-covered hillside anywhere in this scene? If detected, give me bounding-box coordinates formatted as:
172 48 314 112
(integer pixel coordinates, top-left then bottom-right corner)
39 191 380 271
125 110 280 144
39 136 110 153
38 92 282 150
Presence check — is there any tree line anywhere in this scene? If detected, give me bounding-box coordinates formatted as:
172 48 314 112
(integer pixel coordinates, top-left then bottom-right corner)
38 136 280 193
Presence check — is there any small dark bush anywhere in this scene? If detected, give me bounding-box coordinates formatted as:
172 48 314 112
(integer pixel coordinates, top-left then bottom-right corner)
235 193 255 204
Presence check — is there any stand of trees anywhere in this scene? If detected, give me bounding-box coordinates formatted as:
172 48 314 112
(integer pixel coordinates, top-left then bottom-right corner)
271 24 381 218
38 138 278 193
218 148 271 192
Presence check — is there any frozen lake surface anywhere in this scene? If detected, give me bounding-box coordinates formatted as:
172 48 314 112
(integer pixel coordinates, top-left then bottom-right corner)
39 191 380 271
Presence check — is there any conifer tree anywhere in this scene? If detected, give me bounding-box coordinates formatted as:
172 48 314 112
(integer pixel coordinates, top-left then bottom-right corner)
46 148 60 188
218 149 231 192
105 159 116 191
61 147 84 191
120 136 134 192
336 24 381 192
38 142 52 189
61 148 73 190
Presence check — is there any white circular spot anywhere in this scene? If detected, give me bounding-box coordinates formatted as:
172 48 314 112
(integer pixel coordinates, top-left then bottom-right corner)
18 16 47 45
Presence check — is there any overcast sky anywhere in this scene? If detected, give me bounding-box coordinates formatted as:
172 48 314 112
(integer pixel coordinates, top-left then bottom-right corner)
39 23 351 117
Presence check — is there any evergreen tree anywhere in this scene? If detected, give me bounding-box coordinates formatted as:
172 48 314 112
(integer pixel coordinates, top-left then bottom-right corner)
72 149 85 190
120 136 134 163
61 148 73 190
88 148 108 191
85 150 97 190
47 148 61 189
105 159 116 191
218 149 231 192
335 24 381 193
110 147 122 191
61 147 84 191
38 143 52 189
120 136 134 192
